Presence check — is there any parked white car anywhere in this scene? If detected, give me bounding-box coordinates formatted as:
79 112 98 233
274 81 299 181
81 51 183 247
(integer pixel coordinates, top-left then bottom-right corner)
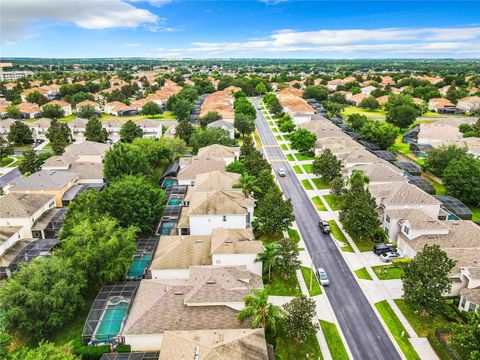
380 251 403 263
317 268 329 286
278 168 286 177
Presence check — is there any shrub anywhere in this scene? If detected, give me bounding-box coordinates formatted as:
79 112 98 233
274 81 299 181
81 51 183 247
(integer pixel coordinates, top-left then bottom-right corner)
116 344 131 353
72 337 110 360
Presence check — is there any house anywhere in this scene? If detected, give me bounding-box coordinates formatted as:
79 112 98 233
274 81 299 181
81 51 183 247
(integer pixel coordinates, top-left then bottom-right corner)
136 119 163 138
458 267 480 312
0 119 16 137
20 87 48 102
376 95 389 105
122 266 261 351
177 158 226 186
438 85 451 96
428 98 456 113
361 85 377 95
18 102 40 119
64 141 110 162
76 100 101 113
336 148 379 169
42 156 104 184
417 123 463 145
347 94 369 106
276 88 315 124
178 190 254 235
159 328 268 360
146 85 183 108
413 75 443 84
207 119 235 139
9 170 79 207
102 118 124 140
200 88 239 123
67 118 88 142
42 100 72 116
0 193 55 240
457 96 480 113
327 79 344 91
346 162 406 185
104 101 139 117
196 144 239 165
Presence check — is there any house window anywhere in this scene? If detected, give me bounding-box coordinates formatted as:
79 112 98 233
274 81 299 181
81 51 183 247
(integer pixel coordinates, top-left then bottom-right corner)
468 302 476 312
385 215 390 223
222 215 227 222
384 227 389 236
461 298 467 309
403 226 410 235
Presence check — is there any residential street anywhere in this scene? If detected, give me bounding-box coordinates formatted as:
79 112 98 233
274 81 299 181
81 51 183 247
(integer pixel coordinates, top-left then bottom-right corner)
252 98 402 360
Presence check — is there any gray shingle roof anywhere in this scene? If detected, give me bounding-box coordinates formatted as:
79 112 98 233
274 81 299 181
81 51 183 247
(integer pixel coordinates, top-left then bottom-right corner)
0 193 54 218
10 170 77 191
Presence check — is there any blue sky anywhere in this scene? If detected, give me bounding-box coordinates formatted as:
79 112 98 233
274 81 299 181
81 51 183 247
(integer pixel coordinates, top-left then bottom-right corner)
2 0 480 58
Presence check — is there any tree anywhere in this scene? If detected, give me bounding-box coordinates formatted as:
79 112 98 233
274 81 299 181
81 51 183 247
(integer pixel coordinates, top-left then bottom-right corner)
256 243 281 282
279 117 295 133
242 149 271 177
234 112 255 137
6 104 21 119
359 96 380 110
12 341 80 360
103 143 149 181
7 120 34 145
0 331 12 359
359 121 398 149
254 186 295 235
199 111 222 128
402 245 455 314
40 104 64 119
386 104 418 129
172 98 194 120
238 289 284 335
312 149 342 183
330 176 346 196
225 160 246 174
101 176 165 234
0 257 85 340
189 128 236 154
0 137 14 160
347 113 369 132
239 136 257 159
60 189 102 238
57 216 137 285
26 90 48 105
283 296 320 342
85 117 108 142
289 128 317 155
255 82 267 95
424 144 469 177
268 97 284 117
323 101 345 116
175 119 194 143
18 149 40 175
120 120 143 143
303 85 329 102
253 168 276 201
277 237 301 279
443 157 480 205
46 118 71 154
451 310 480 360
339 170 382 242
141 101 162 116
77 104 97 119
234 173 260 198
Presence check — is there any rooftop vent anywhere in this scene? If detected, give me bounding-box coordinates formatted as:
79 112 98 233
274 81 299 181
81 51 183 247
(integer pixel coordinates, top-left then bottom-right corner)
174 291 184 295
206 280 216 284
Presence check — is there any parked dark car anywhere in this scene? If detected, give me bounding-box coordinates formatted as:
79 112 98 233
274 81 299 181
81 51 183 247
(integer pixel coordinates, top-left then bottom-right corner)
319 220 331 234
373 244 396 255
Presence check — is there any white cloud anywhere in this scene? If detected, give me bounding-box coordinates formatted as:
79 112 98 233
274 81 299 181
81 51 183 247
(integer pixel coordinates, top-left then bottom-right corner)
186 27 480 58
128 0 174 7
1 0 159 44
124 43 142 47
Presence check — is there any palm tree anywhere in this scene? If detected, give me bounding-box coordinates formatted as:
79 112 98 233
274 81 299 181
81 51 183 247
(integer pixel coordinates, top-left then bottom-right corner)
255 243 280 282
234 173 260 198
238 288 284 334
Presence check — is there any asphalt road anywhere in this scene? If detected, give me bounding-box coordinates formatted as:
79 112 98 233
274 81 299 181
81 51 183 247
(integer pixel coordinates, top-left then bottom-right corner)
0 168 21 187
252 98 401 360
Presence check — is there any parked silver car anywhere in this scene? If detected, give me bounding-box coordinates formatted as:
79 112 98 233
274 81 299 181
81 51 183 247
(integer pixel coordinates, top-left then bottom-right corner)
278 168 286 177
380 251 403 263
316 268 329 286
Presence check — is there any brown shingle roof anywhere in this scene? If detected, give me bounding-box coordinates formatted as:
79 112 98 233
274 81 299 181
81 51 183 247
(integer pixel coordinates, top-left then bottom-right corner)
210 228 263 255
369 182 440 207
177 158 226 181
188 191 254 216
0 193 54 218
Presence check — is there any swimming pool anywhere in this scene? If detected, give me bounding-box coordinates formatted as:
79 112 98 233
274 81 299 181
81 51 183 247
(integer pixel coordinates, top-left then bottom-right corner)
94 301 129 342
158 221 177 235
161 178 177 188
128 252 153 279
167 197 183 206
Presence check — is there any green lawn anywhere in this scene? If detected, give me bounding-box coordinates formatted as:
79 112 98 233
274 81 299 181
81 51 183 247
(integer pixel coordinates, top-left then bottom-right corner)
59 114 76 122
254 130 263 149
389 135 425 167
301 179 314 190
272 128 279 133
351 238 375 252
423 176 446 195
301 267 322 296
264 271 302 297
295 153 315 161
13 144 31 151
319 320 349 360
0 156 14 167
293 165 304 174
470 205 480 222
355 268 373 280
98 112 176 121
328 221 354 252
312 177 329 190
312 196 327 211
323 194 342 211
287 228 301 244
375 300 420 360
372 265 404 280
275 135 284 142
341 106 386 120
286 154 295 161
280 144 288 151
303 164 313 174
275 329 323 360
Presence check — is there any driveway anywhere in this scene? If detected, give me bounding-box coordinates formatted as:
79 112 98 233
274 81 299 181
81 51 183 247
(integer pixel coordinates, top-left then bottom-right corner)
252 98 401 360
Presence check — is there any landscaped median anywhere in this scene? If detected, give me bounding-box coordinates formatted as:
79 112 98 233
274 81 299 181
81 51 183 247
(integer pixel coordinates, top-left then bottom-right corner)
372 264 404 280
311 196 327 211
354 267 373 280
264 271 302 297
319 320 350 360
374 300 420 360
301 179 314 190
275 329 323 360
301 266 322 296
328 221 353 252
